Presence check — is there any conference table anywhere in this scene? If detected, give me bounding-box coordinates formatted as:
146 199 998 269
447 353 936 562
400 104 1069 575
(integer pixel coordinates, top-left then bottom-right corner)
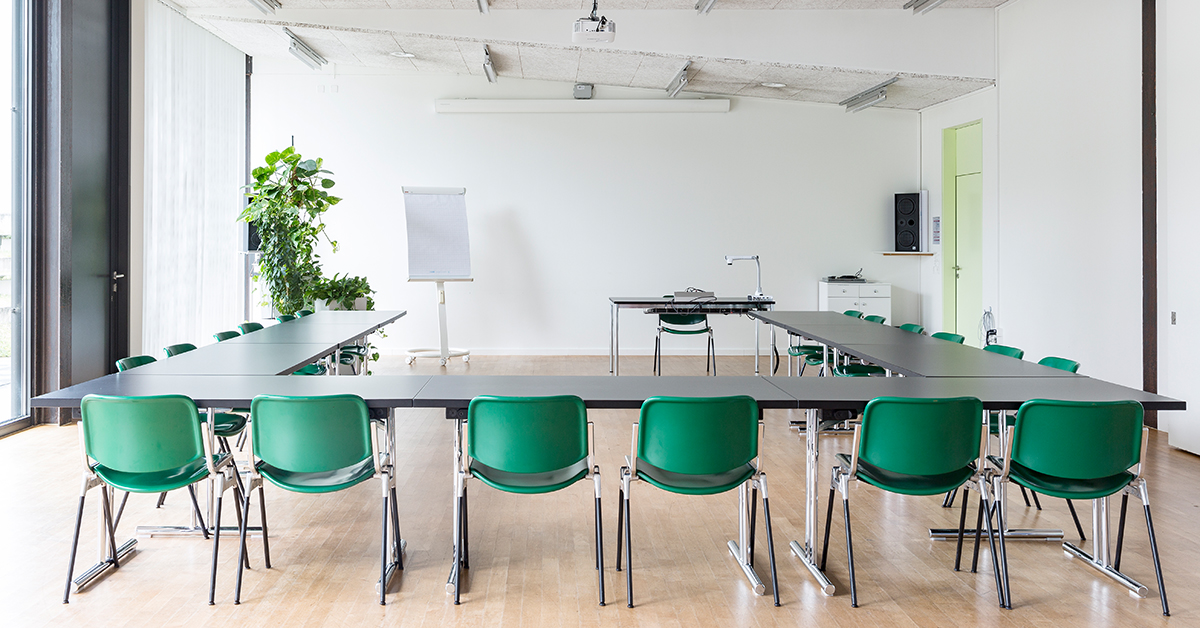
33 309 1185 601
609 296 776 376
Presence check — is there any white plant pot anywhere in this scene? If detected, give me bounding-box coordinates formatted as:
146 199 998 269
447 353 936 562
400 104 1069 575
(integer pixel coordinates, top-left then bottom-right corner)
354 297 368 311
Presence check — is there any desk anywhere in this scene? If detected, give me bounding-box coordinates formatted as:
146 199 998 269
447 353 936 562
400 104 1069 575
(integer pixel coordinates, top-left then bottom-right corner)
610 297 775 376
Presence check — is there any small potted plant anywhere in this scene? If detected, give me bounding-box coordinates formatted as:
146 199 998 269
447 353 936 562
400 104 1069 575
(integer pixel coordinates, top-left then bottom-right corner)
313 273 376 311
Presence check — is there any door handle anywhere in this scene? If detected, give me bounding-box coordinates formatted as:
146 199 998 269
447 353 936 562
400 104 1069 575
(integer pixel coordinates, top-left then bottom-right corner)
112 272 126 280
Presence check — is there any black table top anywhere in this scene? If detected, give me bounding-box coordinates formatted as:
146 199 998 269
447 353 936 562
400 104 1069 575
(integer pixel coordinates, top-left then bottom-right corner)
611 296 775 307
30 374 1184 413
413 376 797 410
122 343 336 376
763 376 1184 412
226 325 385 346
31 374 433 409
839 343 1077 379
284 310 406 327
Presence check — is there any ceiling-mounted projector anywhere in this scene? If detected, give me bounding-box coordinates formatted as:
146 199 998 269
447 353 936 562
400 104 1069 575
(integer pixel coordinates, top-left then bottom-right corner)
573 0 615 44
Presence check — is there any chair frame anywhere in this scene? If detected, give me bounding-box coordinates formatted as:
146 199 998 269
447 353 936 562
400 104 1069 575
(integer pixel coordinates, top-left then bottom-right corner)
234 399 404 606
64 399 241 605
992 414 1169 615
449 409 604 606
616 405 779 608
653 315 716 376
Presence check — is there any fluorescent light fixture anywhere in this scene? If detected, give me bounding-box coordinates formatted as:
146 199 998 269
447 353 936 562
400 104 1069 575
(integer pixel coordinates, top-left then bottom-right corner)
760 82 787 88
903 0 950 14
477 0 489 13
483 45 497 83
839 77 898 113
246 0 281 15
284 28 328 71
390 51 416 58
666 61 691 98
695 0 717 15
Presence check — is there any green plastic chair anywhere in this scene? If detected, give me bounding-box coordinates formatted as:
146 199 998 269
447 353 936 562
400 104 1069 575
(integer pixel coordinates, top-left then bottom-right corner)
822 396 1003 609
617 396 779 607
863 315 886 324
452 395 604 605
983 344 1024 359
654 297 715 376
65 395 244 605
833 363 886 377
214 330 241 342
296 310 314 317
990 400 1168 615
115 355 156 371
932 332 965 344
899 323 925 334
787 340 824 376
163 343 197 357
238 322 263 335
276 314 296 323
1038 356 1080 373
843 310 863 318
235 394 402 606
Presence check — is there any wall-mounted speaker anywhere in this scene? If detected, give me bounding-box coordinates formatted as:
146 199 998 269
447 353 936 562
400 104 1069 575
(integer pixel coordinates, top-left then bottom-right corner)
894 192 926 252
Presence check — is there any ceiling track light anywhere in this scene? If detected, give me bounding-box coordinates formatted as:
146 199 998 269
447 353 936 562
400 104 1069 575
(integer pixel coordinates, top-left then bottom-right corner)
666 61 691 98
840 77 898 113
246 0 282 15
477 0 489 14
483 45 497 83
283 27 327 71
695 0 717 15
903 0 950 15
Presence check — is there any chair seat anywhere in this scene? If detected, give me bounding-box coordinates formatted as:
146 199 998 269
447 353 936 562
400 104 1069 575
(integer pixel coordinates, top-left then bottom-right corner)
661 326 711 336
292 363 328 376
987 456 1134 500
833 364 886 377
341 345 368 356
804 354 830 365
788 345 823 357
257 457 377 494
94 453 230 494
212 412 247 438
635 458 755 496
837 453 973 496
469 459 589 495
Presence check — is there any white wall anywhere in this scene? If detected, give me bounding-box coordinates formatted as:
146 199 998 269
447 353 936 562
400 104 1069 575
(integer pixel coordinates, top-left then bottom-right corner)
993 0 1142 388
1160 0 1200 447
918 87 998 338
251 66 921 355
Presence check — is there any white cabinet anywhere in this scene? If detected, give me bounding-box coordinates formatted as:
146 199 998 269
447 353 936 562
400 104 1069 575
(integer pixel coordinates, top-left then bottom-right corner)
819 281 892 322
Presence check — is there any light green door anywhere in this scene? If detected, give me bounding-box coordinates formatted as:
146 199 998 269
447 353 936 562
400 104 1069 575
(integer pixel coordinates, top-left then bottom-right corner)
943 122 983 347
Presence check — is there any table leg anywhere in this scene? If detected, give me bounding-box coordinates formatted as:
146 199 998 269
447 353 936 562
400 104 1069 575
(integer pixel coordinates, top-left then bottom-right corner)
614 305 621 376
727 480 766 595
1061 494 1150 597
754 317 760 375
609 302 615 374
788 408 836 595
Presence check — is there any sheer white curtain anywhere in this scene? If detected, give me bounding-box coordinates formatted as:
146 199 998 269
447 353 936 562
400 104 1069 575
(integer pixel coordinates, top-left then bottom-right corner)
142 0 245 354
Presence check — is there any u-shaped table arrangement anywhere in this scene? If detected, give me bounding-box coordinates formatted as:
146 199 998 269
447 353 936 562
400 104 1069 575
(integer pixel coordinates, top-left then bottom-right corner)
34 309 1185 608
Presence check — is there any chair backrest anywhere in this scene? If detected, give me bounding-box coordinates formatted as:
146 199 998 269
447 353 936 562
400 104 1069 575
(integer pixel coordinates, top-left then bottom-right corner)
163 343 197 357
238 322 263 334
213 330 241 342
115 355 156 372
1038 356 1080 373
659 296 706 327
80 394 205 474
899 323 925 334
637 396 759 475
251 395 373 474
276 314 296 323
843 310 863 319
1011 400 1143 480
931 332 965 344
983 344 1024 359
863 315 886 324
467 395 588 474
297 310 314 317
859 397 983 477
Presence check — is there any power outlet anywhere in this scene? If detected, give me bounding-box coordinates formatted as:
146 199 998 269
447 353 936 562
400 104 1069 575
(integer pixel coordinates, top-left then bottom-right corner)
1172 311 1177 325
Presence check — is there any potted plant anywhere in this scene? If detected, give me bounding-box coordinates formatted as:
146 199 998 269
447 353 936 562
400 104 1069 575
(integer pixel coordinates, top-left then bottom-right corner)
239 147 340 315
312 274 376 311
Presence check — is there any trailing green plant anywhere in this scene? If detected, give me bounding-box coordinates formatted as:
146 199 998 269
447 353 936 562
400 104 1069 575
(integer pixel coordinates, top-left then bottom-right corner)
312 273 376 311
239 147 340 315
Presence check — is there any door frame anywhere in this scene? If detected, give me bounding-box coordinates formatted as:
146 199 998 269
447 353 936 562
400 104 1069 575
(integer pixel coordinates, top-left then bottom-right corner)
941 120 983 341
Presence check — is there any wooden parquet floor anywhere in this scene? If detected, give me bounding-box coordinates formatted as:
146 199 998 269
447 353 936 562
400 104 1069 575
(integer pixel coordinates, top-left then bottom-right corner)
1 355 1197 627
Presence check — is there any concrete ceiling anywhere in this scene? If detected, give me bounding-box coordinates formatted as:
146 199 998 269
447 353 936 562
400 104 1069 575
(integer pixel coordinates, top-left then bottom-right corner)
168 0 1001 110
